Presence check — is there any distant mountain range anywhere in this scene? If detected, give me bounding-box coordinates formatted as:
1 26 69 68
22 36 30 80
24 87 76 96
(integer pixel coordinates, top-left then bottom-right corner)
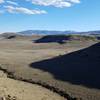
81 31 100 35
17 30 77 35
0 30 100 41
17 30 100 36
1 30 100 36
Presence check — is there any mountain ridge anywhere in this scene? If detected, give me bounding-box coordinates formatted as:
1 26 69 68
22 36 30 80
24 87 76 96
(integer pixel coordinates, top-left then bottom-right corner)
18 30 100 36
0 30 100 36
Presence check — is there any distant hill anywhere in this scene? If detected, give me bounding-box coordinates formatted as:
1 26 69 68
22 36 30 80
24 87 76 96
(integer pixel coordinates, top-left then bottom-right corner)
34 35 97 44
84 31 100 35
0 32 17 39
80 30 100 35
0 32 28 40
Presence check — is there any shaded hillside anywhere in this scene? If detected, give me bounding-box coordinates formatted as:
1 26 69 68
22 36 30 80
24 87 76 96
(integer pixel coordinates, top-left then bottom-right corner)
0 33 17 39
0 32 37 40
30 42 100 89
0 32 24 39
34 35 97 44
34 35 69 44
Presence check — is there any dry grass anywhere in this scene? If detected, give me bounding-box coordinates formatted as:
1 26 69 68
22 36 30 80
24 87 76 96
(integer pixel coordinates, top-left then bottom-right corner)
0 36 99 100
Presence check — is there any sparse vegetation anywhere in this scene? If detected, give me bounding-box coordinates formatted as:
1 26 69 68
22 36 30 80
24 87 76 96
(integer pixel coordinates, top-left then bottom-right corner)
0 34 100 100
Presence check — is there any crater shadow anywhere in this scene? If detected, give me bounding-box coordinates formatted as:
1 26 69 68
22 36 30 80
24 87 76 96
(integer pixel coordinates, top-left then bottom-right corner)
33 35 72 44
30 42 100 89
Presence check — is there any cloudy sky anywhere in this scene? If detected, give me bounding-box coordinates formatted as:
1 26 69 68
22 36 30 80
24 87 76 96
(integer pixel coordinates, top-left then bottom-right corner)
0 0 100 32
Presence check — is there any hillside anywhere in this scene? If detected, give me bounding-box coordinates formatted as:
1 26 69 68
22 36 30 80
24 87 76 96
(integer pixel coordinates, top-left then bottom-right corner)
0 71 65 100
30 42 100 89
34 35 97 44
0 35 99 100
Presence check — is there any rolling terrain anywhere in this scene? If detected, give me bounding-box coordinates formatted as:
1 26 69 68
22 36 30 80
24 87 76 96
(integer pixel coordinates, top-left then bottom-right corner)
0 33 100 100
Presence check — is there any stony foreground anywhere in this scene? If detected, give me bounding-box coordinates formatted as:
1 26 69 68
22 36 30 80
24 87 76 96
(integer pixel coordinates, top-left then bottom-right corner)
0 71 65 100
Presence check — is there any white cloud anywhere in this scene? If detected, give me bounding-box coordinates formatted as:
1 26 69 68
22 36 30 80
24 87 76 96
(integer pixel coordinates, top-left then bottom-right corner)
0 0 4 4
4 5 47 14
0 0 81 15
29 0 81 8
6 1 18 6
70 0 80 3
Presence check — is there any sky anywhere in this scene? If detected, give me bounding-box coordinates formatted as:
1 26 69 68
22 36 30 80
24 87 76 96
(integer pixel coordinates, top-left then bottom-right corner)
0 0 100 33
